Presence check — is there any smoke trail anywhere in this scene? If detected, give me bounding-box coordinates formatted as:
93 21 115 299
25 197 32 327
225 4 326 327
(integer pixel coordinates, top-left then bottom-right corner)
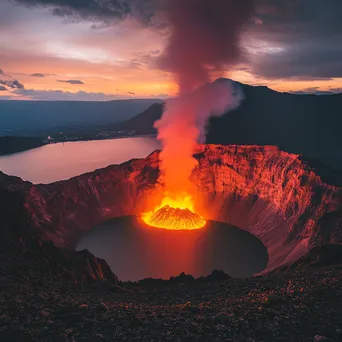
158 0 254 93
155 0 254 202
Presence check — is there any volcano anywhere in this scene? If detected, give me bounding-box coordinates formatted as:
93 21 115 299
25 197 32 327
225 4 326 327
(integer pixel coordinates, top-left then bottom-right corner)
1 144 342 341
143 205 206 230
1 144 341 274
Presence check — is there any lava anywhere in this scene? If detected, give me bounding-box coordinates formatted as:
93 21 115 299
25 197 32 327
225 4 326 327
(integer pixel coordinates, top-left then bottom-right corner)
142 196 206 230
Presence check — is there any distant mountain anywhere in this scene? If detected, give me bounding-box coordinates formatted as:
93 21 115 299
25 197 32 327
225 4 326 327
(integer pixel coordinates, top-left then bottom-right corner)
115 102 164 134
0 136 44 155
114 79 342 170
0 99 162 137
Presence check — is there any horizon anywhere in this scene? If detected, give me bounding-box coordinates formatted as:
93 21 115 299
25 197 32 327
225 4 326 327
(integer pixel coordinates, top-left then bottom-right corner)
1 78 342 102
1 0 342 101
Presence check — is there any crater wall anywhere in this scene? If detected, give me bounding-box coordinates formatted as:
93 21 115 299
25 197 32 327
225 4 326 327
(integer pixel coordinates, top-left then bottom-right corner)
2 145 341 273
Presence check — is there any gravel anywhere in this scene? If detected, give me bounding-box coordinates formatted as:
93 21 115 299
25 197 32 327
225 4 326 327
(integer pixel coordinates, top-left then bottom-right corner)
0 253 341 341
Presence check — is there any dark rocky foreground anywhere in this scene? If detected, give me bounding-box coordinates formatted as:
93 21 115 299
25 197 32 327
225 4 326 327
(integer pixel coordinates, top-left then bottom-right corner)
0 144 341 341
0 246 342 342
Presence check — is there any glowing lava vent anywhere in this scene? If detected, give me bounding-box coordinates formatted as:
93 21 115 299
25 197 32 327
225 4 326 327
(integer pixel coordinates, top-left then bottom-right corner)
142 197 206 230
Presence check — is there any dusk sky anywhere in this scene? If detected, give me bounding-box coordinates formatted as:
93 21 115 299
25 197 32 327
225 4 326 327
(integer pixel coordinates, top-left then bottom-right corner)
0 0 342 101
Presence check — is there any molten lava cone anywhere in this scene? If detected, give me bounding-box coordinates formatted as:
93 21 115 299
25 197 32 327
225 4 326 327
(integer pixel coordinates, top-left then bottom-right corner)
144 205 206 230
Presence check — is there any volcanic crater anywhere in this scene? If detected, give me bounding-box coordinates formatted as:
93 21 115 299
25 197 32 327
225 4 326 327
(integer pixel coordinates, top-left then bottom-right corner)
2 144 342 281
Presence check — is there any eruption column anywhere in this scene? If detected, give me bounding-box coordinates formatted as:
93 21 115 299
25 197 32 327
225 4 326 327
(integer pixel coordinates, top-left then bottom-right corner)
144 0 254 228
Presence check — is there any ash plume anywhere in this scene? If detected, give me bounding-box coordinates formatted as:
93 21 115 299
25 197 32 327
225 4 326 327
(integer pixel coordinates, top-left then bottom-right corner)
158 0 254 92
154 0 254 201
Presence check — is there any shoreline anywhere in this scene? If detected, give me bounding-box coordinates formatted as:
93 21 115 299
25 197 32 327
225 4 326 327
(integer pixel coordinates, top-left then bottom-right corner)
0 134 157 157
48 133 157 144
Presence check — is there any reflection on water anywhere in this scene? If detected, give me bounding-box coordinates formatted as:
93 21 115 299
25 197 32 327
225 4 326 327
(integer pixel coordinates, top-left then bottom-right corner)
0 137 160 184
76 216 268 281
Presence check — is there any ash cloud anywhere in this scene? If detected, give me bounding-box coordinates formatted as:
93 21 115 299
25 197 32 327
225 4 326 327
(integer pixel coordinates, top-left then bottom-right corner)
158 0 254 92
0 85 7 91
57 79 85 85
154 0 253 201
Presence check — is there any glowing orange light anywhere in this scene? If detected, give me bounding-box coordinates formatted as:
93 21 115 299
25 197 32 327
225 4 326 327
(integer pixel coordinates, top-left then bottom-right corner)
142 195 206 230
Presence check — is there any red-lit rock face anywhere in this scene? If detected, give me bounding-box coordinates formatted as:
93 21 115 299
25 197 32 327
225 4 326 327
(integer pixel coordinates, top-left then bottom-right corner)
2 144 341 273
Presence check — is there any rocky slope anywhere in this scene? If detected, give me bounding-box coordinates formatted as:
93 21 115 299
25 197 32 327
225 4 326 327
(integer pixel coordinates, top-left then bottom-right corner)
1 257 341 341
1 144 341 275
0 172 117 282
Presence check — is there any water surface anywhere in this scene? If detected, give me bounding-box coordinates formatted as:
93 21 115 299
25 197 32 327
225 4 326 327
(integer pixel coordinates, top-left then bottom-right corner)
0 137 160 184
76 216 268 281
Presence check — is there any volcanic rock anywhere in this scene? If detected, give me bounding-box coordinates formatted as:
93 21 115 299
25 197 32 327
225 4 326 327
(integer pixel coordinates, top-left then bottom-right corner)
0 144 342 340
0 144 341 275
145 205 206 230
200 270 232 282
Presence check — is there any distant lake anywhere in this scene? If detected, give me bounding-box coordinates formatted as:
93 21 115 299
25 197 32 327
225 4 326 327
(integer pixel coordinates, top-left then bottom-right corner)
0 137 160 184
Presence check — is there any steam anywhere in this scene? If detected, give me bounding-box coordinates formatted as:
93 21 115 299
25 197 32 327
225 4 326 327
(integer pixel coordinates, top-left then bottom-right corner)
155 82 244 198
155 0 254 202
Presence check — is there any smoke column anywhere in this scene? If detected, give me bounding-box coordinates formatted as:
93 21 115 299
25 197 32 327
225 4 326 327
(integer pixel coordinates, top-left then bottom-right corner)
155 0 254 204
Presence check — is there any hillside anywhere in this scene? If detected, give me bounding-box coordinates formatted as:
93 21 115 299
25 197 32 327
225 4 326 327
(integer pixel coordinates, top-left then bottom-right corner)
114 79 342 170
0 136 44 155
0 99 162 136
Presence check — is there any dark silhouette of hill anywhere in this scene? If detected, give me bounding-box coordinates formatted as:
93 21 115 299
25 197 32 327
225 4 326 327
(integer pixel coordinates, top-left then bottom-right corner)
0 136 44 155
114 79 342 170
0 99 162 136
115 102 164 135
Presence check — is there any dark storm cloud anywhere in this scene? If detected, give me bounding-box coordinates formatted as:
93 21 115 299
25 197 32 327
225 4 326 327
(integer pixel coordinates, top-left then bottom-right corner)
13 0 129 19
12 0 156 24
0 79 25 89
249 0 342 79
0 85 7 91
57 79 85 84
251 43 342 79
11 0 342 80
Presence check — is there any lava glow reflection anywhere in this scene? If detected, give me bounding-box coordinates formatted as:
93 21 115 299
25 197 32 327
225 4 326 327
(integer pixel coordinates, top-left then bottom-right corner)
142 195 206 230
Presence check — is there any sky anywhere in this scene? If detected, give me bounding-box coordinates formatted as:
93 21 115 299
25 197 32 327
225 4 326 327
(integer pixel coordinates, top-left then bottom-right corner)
0 0 342 101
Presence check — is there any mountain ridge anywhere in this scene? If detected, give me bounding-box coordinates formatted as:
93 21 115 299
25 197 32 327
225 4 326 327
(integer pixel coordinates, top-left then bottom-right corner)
114 78 342 170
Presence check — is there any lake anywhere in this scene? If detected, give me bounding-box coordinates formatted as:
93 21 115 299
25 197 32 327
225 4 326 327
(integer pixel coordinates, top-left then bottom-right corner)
0 137 161 184
76 217 268 281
